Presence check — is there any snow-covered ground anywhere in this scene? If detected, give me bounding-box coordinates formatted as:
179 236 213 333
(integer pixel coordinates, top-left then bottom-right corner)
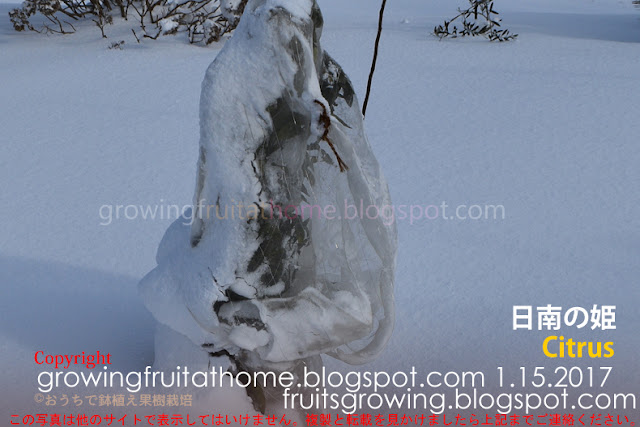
1 0 639 419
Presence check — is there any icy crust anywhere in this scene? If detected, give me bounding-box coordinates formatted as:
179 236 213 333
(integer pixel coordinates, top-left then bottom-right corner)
139 0 397 367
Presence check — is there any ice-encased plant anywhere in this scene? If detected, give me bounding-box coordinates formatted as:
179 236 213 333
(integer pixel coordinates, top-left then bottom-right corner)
139 0 397 412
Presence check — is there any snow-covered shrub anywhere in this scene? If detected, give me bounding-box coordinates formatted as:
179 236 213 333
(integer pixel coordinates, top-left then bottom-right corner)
8 0 247 44
219 0 245 26
434 0 517 42
139 0 397 413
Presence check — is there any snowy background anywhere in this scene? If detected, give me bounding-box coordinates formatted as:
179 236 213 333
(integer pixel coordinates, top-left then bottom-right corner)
1 0 639 419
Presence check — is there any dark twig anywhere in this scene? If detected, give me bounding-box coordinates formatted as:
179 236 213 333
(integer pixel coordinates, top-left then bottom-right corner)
362 0 387 119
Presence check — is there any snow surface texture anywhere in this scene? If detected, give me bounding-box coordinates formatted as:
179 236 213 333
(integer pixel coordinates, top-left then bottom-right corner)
1 0 640 419
139 0 397 376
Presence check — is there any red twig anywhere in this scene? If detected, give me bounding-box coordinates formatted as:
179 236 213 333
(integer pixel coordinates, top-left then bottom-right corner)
313 100 348 172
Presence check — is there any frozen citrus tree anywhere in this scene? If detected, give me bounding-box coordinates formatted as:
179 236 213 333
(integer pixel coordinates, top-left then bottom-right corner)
139 0 397 413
